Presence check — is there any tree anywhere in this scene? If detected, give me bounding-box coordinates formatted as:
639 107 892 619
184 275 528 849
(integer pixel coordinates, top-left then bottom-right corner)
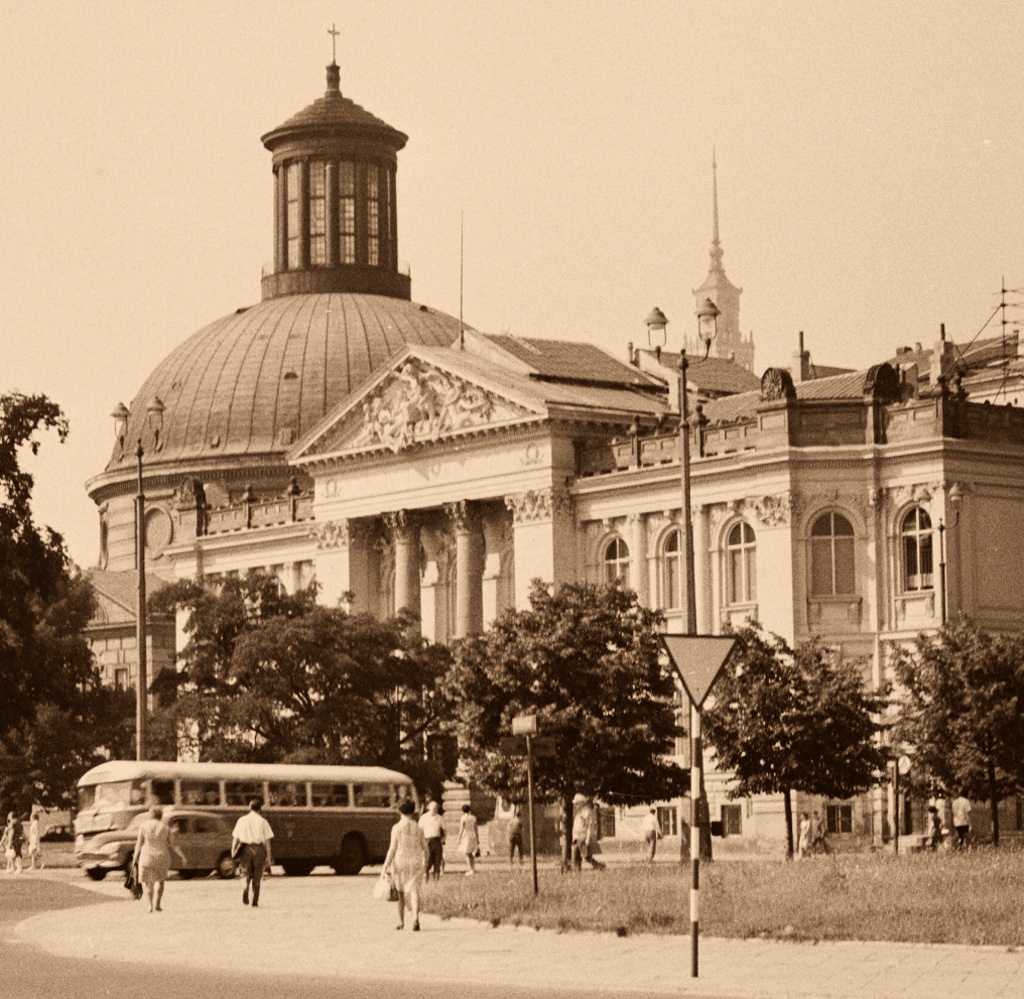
443 580 688 869
702 623 888 858
150 572 453 785
0 392 134 812
892 615 1024 846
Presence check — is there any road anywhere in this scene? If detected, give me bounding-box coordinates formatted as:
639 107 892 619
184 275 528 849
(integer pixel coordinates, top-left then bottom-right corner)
1 872 688 999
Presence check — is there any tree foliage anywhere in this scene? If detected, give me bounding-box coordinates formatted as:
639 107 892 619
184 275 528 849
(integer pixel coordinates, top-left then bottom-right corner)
0 392 134 812
702 623 888 857
443 580 688 866
150 572 453 785
892 615 1024 846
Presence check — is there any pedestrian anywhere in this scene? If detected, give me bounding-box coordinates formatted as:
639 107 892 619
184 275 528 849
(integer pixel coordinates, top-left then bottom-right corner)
418 800 445 880
927 805 943 850
3 812 24 875
810 810 828 854
642 807 660 862
797 811 812 859
571 796 601 870
231 798 275 908
27 812 43 870
132 805 186 913
507 807 524 867
383 798 428 931
458 804 479 876
951 792 971 850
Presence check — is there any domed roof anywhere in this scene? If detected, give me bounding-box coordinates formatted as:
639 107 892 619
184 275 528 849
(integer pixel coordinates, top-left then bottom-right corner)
106 293 462 472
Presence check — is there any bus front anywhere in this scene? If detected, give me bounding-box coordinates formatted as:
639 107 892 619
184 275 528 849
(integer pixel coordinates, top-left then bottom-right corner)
74 763 148 847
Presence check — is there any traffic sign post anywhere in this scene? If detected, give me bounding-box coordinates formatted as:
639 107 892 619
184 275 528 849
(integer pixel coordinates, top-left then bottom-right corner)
512 714 541 895
658 634 738 979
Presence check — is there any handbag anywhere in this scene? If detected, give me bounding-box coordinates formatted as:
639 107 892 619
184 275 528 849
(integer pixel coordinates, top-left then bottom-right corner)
373 871 399 902
124 864 143 900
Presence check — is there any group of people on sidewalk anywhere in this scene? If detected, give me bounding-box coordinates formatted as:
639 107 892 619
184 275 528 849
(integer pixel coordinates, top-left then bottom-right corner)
2 811 44 873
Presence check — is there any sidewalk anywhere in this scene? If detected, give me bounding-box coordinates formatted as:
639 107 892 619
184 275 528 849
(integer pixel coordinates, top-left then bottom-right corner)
17 867 1024 999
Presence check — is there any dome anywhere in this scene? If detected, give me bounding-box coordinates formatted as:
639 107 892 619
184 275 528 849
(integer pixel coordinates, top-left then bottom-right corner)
106 293 462 472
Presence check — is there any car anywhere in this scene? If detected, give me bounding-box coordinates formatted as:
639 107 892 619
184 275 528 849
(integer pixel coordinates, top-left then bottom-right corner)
76 809 236 881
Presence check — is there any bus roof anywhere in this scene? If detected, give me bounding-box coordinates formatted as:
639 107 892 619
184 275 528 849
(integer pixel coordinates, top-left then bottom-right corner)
77 760 415 787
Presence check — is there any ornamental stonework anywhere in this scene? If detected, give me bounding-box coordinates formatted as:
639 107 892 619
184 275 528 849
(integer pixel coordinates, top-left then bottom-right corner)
311 519 351 551
505 487 573 525
751 493 794 527
349 358 514 453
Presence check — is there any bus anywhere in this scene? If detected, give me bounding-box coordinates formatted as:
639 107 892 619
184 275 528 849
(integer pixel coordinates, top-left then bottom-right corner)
74 760 417 876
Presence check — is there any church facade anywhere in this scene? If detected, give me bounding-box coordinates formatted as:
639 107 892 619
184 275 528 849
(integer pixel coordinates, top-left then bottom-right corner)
85 58 1024 852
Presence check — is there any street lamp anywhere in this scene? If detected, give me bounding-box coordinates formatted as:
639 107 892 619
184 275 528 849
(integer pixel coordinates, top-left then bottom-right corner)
937 482 963 625
113 397 164 761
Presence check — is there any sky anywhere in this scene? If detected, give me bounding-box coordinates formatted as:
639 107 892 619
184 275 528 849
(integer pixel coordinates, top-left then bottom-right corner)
2 0 1022 570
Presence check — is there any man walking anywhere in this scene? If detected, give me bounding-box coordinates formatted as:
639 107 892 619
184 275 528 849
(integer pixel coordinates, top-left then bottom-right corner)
507 808 524 867
952 792 971 850
418 800 445 880
231 799 274 908
642 808 660 862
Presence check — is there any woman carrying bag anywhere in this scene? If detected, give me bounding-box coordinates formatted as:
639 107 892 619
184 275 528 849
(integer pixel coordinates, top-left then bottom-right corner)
382 799 428 931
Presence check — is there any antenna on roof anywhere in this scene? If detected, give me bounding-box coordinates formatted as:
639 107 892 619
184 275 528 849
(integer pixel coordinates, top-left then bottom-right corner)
459 212 465 351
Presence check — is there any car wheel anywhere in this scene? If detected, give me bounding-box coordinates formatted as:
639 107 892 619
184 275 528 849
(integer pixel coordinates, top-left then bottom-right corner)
333 834 367 876
85 867 107 881
281 860 315 877
215 853 236 880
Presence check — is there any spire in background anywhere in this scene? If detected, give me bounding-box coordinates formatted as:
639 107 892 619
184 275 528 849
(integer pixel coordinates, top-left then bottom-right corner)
327 23 341 91
710 148 724 271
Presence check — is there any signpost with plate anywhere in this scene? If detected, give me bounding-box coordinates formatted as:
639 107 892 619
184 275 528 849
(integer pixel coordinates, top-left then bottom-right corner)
658 634 738 979
510 714 544 895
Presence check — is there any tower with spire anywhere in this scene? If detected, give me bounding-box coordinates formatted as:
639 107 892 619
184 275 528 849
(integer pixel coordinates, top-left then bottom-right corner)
687 153 755 371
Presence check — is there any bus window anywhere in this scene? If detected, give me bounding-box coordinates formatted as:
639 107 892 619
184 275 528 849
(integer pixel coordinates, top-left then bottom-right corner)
268 782 306 807
353 784 392 808
129 781 146 805
150 780 175 805
395 784 414 805
180 780 221 806
311 783 349 807
225 782 263 807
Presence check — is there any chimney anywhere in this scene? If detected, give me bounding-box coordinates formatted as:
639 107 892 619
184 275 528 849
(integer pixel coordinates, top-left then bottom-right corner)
793 331 811 383
627 341 635 366
931 322 954 385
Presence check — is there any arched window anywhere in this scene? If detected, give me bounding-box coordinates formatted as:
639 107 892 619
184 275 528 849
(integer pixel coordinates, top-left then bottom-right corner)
726 521 757 604
810 512 856 596
603 536 630 584
901 507 933 591
661 528 682 609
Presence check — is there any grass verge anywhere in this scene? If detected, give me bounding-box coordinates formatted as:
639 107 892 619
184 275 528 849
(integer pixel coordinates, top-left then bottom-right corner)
418 851 1024 946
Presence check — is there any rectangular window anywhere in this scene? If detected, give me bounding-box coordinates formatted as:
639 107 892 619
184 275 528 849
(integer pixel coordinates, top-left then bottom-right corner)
180 780 221 806
225 781 263 807
367 164 380 266
664 554 680 609
150 779 176 805
114 668 129 690
656 806 678 837
353 783 392 808
826 803 853 834
338 160 355 264
721 804 743 836
267 782 306 807
309 160 326 266
834 537 856 594
310 783 349 808
286 162 301 269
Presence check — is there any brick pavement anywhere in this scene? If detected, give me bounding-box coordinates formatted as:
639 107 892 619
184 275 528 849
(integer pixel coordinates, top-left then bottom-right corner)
15 868 1024 998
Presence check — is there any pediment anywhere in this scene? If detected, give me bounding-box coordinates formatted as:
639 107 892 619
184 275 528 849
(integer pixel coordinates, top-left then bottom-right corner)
89 589 135 627
299 355 539 458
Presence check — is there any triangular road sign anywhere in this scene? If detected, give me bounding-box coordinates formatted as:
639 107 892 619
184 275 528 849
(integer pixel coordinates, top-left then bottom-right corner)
660 634 738 708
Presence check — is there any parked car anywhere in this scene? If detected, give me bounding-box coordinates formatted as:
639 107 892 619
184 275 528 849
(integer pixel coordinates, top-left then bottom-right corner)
76 809 235 881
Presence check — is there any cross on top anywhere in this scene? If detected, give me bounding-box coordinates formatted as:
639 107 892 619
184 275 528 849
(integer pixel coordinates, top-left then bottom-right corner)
328 23 340 64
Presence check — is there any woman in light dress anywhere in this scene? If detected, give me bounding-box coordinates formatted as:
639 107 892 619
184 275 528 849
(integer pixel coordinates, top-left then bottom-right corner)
383 799 428 931
458 804 479 876
132 805 186 913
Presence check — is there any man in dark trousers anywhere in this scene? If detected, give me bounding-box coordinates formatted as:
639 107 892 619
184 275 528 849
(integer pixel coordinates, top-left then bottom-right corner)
231 799 274 907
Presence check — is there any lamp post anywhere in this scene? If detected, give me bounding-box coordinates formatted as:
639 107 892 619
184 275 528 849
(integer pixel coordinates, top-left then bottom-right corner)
937 482 963 625
113 397 164 761
678 298 719 977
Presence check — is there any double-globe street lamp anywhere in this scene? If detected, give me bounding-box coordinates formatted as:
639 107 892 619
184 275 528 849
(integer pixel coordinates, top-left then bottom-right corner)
112 397 165 761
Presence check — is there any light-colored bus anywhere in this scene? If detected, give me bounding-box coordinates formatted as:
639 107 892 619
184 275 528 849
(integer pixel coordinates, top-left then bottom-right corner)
75 760 417 876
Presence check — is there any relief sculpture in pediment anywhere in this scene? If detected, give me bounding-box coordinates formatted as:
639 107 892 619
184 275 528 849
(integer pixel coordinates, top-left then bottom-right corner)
352 359 507 453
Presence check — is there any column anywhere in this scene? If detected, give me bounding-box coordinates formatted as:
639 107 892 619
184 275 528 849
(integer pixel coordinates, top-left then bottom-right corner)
627 512 648 605
693 504 711 633
506 487 575 609
274 165 287 274
325 160 338 267
446 501 483 638
298 159 310 269
385 511 420 619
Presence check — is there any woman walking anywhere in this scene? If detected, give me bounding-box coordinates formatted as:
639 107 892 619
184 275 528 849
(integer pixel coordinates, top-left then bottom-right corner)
132 805 186 913
383 799 428 931
458 804 479 876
